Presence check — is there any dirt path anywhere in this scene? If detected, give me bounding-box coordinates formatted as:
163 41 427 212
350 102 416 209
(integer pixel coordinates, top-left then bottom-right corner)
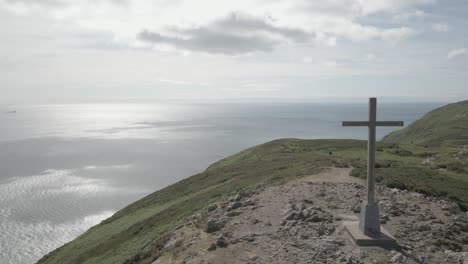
154 168 468 264
296 167 362 184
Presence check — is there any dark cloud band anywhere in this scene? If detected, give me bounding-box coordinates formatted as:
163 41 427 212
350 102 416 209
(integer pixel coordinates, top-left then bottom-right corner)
138 12 312 55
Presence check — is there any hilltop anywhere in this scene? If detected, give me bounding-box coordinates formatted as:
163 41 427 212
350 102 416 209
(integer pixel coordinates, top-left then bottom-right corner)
383 100 468 147
37 101 468 264
154 167 468 264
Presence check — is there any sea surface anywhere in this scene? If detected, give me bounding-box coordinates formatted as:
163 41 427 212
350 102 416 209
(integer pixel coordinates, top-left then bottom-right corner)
0 101 445 263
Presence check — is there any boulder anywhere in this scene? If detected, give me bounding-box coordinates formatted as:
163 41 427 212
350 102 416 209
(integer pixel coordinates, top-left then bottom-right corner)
205 219 226 233
352 204 361 213
216 236 229 248
207 204 217 212
207 243 217 251
227 211 242 217
244 199 256 206
415 223 431 232
390 252 405 263
380 214 390 224
228 202 243 211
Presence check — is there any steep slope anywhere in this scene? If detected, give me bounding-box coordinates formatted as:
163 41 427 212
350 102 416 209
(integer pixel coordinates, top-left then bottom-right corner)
37 139 364 264
382 100 468 147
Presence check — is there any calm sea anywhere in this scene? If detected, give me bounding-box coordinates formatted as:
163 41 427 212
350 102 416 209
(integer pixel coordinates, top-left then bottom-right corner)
0 101 444 263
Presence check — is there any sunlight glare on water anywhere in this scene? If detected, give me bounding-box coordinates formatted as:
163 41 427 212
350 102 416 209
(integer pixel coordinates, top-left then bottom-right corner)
0 103 197 141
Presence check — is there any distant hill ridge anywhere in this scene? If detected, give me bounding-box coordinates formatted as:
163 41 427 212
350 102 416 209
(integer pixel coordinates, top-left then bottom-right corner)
383 100 468 147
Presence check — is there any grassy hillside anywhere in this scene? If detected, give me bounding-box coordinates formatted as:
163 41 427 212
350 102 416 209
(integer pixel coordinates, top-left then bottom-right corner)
37 139 363 264
382 100 468 147
37 139 468 264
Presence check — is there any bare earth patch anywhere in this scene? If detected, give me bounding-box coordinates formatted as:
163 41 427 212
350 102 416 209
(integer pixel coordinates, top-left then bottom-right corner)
154 167 468 264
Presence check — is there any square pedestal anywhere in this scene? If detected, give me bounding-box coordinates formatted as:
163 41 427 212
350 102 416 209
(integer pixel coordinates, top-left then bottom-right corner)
343 221 397 248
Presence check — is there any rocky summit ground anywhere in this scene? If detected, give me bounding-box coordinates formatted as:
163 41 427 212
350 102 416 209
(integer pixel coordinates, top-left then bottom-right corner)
153 168 468 264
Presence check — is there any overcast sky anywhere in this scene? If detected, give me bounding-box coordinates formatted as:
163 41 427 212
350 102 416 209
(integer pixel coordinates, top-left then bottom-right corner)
1 0 467 103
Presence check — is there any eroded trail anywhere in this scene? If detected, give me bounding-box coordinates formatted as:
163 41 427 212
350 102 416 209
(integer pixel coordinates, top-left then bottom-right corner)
295 167 361 184
154 168 468 264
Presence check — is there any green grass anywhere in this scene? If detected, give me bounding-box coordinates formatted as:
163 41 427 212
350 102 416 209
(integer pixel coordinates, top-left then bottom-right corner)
351 166 468 210
383 100 468 147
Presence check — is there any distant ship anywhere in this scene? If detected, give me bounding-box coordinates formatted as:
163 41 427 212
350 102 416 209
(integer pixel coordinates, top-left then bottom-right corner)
5 110 16 114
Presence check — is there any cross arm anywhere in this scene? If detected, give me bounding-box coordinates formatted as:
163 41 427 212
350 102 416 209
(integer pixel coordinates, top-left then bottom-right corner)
342 121 370 126
375 121 404 126
342 121 404 127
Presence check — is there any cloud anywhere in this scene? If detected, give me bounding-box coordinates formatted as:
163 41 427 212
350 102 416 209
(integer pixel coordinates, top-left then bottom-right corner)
447 48 467 59
138 12 312 55
356 0 436 15
3 0 126 7
302 56 313 63
242 82 283 89
4 0 64 7
291 0 361 18
432 23 449 32
366 53 376 60
155 78 210 86
1 0 421 55
0 0 129 17
380 27 415 42
139 29 279 55
393 10 427 21
291 0 434 17
323 60 339 67
318 18 415 43
157 78 188 85
138 11 417 55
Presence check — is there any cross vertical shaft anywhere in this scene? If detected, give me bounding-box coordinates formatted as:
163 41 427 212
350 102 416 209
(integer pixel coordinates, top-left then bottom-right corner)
367 98 376 204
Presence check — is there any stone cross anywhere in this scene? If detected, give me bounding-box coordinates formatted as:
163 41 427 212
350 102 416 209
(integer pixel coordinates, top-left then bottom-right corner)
342 98 403 236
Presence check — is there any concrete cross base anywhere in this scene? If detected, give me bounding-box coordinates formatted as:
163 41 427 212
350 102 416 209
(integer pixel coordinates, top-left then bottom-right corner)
359 202 381 236
343 221 397 248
